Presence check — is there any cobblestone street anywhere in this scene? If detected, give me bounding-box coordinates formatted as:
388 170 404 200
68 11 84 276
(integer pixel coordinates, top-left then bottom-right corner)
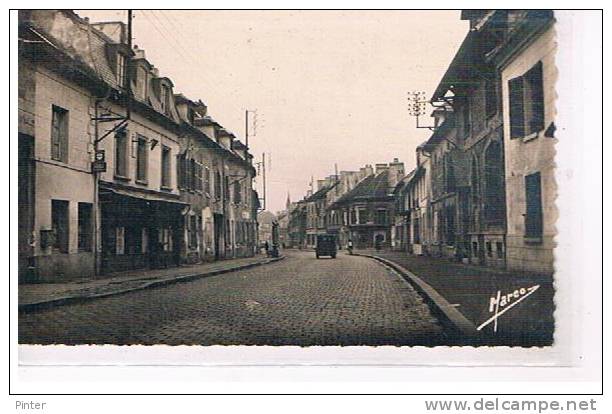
19 251 446 346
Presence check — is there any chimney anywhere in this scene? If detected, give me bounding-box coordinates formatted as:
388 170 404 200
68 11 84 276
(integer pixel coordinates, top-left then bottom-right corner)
133 45 146 60
317 179 326 190
388 158 405 187
364 164 374 176
375 163 389 174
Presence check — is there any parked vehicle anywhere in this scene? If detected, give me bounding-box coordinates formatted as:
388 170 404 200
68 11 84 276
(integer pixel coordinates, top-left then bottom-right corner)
315 234 337 259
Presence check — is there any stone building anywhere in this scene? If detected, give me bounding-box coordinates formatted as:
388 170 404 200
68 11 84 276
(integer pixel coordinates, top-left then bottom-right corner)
17 10 256 281
329 160 404 249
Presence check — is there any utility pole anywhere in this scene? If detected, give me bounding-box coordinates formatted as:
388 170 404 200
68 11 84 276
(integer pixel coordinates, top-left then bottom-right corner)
262 152 266 211
92 9 133 276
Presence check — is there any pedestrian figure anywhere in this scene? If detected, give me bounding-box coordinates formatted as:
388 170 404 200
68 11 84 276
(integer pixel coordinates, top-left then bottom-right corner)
264 240 270 256
347 239 354 255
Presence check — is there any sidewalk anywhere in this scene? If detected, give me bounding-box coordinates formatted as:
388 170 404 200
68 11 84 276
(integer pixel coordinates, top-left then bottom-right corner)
19 255 284 313
354 249 554 346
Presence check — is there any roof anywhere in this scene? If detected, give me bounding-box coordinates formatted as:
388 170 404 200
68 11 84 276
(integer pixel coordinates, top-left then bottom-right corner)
303 182 338 203
422 113 456 152
431 30 491 100
333 171 391 205
393 169 417 195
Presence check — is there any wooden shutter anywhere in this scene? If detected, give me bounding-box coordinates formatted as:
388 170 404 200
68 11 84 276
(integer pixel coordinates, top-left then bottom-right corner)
524 172 543 238
527 61 545 134
508 76 525 138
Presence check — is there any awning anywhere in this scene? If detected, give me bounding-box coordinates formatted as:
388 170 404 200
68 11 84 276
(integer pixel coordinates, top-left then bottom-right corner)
99 182 189 206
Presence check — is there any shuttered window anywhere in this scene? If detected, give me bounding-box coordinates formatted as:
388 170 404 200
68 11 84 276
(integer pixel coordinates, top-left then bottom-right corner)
509 61 545 139
524 172 543 239
509 76 525 138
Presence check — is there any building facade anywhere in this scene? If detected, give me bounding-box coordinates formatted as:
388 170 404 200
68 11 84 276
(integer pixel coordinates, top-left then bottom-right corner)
18 10 257 282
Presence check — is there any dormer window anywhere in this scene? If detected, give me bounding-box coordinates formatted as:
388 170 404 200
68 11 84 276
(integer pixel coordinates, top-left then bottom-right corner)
116 53 127 88
160 84 171 114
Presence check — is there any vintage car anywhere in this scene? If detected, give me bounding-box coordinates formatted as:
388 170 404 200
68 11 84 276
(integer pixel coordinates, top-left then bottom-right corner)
315 234 337 259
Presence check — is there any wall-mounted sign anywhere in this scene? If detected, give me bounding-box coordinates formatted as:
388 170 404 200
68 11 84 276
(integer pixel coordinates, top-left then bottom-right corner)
92 150 106 172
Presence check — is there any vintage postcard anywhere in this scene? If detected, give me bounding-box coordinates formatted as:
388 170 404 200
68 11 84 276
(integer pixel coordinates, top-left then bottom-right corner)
15 9 573 356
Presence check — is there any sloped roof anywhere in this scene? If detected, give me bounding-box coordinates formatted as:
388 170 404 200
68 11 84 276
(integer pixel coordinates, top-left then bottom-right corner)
303 182 338 203
333 171 391 205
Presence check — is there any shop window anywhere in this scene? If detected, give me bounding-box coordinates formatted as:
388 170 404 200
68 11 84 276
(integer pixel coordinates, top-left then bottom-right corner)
77 202 92 252
413 217 421 244
51 105 69 162
524 172 543 240
51 200 69 253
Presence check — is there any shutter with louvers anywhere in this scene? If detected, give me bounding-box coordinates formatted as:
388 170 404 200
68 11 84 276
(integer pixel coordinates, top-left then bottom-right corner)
509 76 525 138
527 61 545 134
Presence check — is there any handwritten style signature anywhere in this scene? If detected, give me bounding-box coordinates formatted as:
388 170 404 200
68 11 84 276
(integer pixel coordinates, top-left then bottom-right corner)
477 285 540 332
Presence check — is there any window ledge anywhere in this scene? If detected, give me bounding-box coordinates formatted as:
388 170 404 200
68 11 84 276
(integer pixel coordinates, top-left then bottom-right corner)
160 185 173 192
524 236 543 245
522 131 541 143
135 179 148 186
114 174 131 182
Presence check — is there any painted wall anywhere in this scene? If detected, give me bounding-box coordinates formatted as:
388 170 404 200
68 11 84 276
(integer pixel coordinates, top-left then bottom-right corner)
502 25 557 274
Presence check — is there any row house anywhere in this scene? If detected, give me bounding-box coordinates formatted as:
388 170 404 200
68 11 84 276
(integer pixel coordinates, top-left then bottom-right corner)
401 10 555 274
403 146 434 256
328 160 404 249
17 10 256 282
303 178 338 248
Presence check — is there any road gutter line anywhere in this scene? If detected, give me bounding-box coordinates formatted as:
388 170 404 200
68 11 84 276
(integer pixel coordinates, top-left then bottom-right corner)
19 257 286 313
354 253 478 341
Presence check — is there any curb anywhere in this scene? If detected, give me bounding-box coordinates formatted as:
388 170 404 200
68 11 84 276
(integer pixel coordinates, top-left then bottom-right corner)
19 256 285 314
354 253 479 341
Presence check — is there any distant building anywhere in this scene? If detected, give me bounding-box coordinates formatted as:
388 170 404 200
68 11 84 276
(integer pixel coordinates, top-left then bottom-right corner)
329 160 404 249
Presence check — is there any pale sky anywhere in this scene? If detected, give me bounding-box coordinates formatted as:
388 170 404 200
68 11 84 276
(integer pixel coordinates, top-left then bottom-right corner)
77 10 468 213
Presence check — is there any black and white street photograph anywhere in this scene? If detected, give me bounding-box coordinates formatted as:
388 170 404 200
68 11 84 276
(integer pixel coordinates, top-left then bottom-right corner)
14 9 594 352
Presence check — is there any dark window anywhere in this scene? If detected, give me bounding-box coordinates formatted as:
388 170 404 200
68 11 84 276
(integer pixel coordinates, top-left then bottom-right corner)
176 153 186 189
78 202 93 252
486 241 493 257
525 172 543 239
161 146 171 188
136 136 148 182
462 98 471 138
224 176 230 201
115 129 128 177
233 181 242 204
350 209 357 224
413 217 421 244
215 171 222 199
203 167 211 195
51 105 69 162
472 241 478 257
358 208 369 224
484 141 505 225
376 209 388 225
445 206 456 246
485 77 498 118
509 61 545 138
51 200 69 253
189 215 198 249
496 241 504 258
445 156 456 193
